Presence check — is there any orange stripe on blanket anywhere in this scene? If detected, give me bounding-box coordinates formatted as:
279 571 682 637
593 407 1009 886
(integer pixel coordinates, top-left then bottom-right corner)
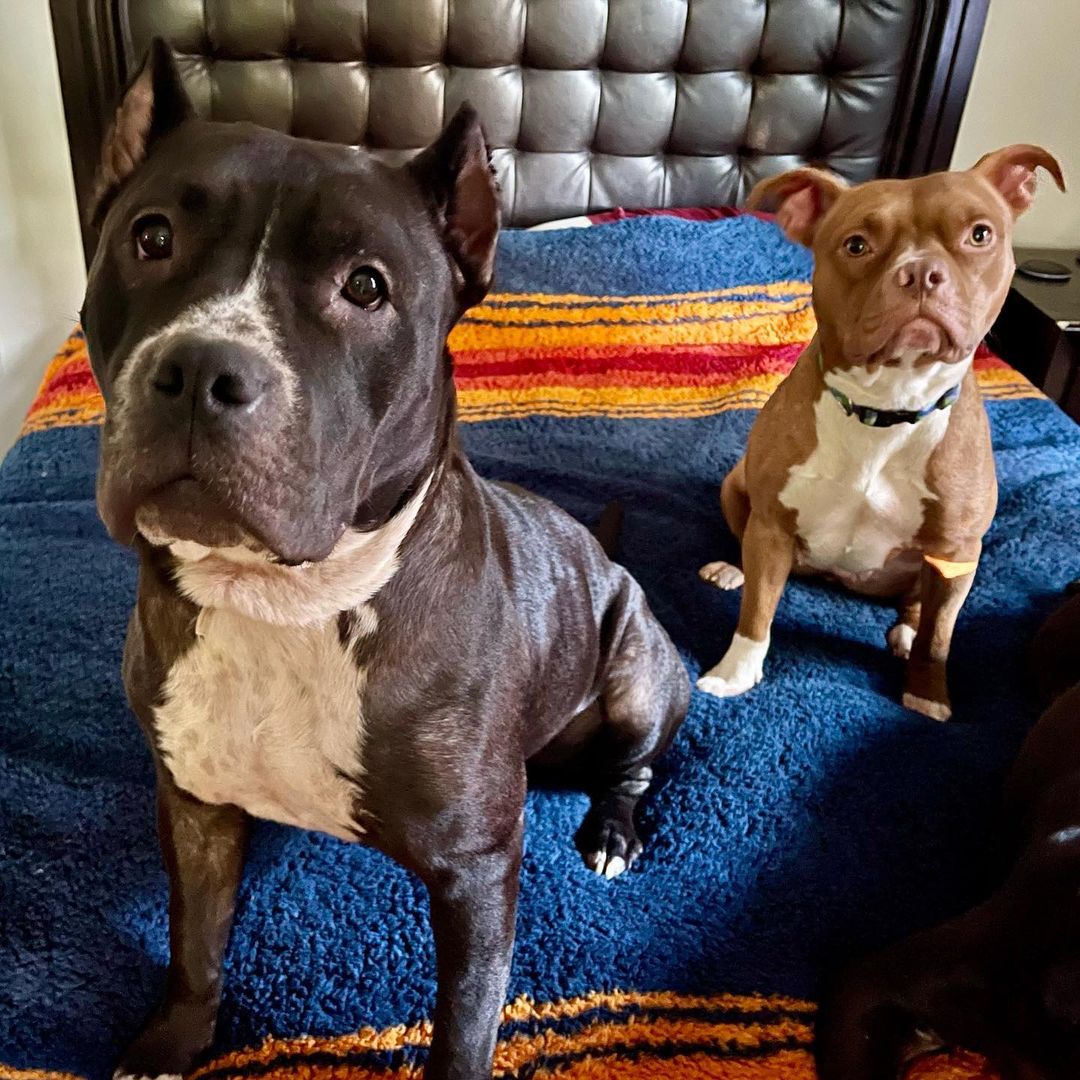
170 990 994 1080
0 1049 997 1080
0 1069 89 1080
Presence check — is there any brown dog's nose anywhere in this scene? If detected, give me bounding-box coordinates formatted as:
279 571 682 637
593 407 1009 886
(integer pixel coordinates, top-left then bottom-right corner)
895 257 949 294
149 335 269 418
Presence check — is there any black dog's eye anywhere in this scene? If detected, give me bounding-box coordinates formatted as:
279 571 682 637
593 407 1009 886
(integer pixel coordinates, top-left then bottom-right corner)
843 234 869 257
134 215 173 260
343 266 387 310
970 222 993 246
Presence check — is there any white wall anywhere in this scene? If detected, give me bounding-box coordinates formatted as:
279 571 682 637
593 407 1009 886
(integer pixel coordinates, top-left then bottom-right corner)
0 4 86 456
952 0 1080 246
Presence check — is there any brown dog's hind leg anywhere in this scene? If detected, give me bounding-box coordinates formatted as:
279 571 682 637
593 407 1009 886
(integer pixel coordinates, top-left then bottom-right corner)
577 608 689 880
700 459 751 590
903 548 980 722
114 766 248 1080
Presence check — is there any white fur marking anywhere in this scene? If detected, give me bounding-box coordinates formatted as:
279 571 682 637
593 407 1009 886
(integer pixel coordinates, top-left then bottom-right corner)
113 1073 182 1080
110 204 296 430
170 474 432 626
825 350 969 413
697 632 769 698
1050 826 1080 846
155 605 376 841
887 622 917 659
603 856 627 880
156 475 431 837
780 353 973 574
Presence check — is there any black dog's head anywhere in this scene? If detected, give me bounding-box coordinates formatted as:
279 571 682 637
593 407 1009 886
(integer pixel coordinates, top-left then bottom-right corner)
83 40 499 565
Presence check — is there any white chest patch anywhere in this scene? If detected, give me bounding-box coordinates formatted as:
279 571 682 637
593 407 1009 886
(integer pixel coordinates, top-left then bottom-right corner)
149 476 433 839
779 354 971 574
155 606 371 841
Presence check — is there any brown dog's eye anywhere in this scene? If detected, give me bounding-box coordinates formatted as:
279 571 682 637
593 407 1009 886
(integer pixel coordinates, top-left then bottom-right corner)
134 215 173 260
843 234 869 257
343 267 387 310
970 223 993 246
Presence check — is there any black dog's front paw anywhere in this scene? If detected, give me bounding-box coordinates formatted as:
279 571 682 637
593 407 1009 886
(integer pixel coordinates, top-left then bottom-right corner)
114 999 216 1080
576 798 643 880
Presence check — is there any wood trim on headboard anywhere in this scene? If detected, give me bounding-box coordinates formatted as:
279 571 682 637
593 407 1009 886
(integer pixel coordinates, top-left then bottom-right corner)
48 0 125 262
884 0 991 177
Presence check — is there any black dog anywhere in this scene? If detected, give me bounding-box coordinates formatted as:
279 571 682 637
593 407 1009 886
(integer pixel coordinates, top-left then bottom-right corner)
816 588 1080 1079
84 41 689 1080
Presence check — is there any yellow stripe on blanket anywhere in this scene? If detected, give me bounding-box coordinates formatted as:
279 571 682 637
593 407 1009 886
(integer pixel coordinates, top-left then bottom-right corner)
449 307 818 351
461 297 813 327
457 376 787 421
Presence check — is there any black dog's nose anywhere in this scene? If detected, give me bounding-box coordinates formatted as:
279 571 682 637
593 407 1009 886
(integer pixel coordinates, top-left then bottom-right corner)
149 335 269 416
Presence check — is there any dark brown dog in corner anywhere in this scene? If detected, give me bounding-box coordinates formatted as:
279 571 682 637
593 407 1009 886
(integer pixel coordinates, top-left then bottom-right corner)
84 41 689 1080
816 585 1080 1079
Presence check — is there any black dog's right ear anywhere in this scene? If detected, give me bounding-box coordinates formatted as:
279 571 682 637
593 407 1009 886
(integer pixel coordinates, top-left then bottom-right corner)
90 38 193 227
409 103 500 310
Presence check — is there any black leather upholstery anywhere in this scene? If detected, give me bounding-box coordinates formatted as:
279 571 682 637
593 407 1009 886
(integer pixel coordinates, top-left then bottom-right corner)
116 0 920 226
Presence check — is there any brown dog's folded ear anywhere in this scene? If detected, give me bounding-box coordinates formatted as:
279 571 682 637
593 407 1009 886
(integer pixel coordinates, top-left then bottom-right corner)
972 144 1066 216
90 38 194 228
409 103 500 310
746 167 849 247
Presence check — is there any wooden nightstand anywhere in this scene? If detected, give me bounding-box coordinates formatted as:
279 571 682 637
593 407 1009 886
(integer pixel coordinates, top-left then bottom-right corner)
988 247 1080 423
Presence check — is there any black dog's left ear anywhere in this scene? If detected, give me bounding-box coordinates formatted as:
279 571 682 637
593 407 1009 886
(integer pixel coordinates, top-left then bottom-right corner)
410 103 500 309
90 37 194 227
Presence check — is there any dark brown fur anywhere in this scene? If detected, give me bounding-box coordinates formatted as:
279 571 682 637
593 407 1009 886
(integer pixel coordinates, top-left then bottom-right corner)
816 590 1080 1079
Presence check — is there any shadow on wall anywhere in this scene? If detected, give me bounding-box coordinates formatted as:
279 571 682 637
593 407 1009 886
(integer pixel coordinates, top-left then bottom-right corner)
0 4 86 457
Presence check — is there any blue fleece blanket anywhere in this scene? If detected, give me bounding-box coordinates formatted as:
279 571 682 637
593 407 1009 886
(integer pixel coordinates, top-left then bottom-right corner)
2 215 1078 1080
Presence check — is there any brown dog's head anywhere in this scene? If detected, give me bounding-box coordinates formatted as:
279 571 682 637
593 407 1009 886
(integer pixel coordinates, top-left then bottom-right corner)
83 40 499 565
748 148 1065 371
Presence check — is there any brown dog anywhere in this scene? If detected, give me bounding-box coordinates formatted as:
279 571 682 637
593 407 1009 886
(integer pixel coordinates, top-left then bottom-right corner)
697 146 1064 720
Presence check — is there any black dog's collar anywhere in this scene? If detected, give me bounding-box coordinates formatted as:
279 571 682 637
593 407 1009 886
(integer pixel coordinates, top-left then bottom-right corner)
817 352 961 428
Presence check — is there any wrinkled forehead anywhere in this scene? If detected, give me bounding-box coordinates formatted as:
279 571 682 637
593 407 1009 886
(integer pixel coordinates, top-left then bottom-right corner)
823 172 1009 243
106 122 429 262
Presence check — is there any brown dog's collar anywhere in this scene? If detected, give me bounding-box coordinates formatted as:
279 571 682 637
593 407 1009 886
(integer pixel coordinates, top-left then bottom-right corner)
817 350 962 428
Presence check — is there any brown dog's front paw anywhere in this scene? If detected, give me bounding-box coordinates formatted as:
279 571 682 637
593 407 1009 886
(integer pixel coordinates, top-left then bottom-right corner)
903 660 952 721
114 999 216 1080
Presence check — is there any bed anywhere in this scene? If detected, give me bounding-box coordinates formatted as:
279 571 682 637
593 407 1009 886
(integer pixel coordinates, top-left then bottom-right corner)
5 2 1078 1078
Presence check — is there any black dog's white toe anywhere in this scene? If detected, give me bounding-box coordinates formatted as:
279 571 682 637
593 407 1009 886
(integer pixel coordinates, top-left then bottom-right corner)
577 803 643 880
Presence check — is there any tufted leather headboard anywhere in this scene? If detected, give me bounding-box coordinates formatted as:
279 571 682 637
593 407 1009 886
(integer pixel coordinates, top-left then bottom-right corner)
50 0 988 261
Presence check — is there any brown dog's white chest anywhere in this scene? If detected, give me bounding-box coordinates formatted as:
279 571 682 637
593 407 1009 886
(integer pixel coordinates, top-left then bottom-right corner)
779 355 970 575
155 606 368 842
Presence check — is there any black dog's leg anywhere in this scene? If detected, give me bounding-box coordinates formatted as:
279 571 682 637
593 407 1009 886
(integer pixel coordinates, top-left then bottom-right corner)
115 766 248 1079
423 821 523 1080
577 609 688 879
